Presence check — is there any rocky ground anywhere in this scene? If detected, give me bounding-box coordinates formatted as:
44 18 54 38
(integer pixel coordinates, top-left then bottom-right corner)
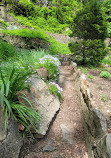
19 66 88 158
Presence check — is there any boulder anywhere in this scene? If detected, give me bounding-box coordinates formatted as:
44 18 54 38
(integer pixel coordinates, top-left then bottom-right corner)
0 120 23 158
20 76 60 138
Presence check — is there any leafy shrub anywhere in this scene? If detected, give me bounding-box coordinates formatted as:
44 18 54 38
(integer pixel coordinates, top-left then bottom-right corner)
100 71 111 78
12 0 35 17
40 7 51 20
0 38 16 60
47 82 62 102
70 0 107 41
0 68 41 137
69 39 108 66
38 55 60 83
69 0 108 66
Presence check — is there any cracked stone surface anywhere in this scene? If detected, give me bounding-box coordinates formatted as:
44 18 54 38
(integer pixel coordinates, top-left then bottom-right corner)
27 77 60 138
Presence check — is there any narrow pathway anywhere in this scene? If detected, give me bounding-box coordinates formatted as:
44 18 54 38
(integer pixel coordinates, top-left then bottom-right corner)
20 66 87 158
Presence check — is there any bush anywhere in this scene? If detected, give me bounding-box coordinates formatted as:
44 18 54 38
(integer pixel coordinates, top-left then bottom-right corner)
69 0 108 66
12 0 35 17
69 39 108 66
38 55 60 83
100 71 111 78
0 38 16 61
70 0 107 41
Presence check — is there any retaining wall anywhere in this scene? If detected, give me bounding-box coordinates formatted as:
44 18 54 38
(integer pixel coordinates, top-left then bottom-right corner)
71 62 111 158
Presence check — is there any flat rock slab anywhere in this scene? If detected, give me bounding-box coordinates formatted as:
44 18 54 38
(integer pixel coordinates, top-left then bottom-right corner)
28 77 60 138
60 124 75 144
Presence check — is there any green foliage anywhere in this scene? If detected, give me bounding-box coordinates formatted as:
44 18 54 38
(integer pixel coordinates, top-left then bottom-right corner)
70 0 107 40
0 20 7 29
0 49 47 84
8 0 82 33
2 29 48 39
0 68 41 136
100 71 111 78
69 39 108 66
0 38 16 61
107 22 111 37
16 49 47 70
11 0 35 17
11 13 67 33
51 0 82 24
103 0 111 22
47 82 62 102
102 53 111 66
69 0 108 66
2 29 71 55
38 55 60 83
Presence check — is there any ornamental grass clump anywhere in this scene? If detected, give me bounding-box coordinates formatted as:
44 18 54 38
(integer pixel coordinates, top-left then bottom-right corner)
39 55 61 83
0 68 41 138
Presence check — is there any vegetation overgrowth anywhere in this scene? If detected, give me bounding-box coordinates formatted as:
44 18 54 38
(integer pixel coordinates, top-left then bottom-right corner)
2 29 71 55
69 0 109 66
6 0 82 34
0 0 111 139
0 37 62 137
0 67 41 138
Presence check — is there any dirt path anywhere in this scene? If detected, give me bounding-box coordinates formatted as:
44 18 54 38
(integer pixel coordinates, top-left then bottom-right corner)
20 66 87 158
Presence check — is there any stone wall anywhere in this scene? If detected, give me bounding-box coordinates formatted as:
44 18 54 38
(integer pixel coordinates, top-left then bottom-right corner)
71 61 111 158
2 35 50 49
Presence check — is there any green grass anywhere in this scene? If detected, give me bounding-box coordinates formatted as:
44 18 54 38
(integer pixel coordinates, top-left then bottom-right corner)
2 29 71 55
